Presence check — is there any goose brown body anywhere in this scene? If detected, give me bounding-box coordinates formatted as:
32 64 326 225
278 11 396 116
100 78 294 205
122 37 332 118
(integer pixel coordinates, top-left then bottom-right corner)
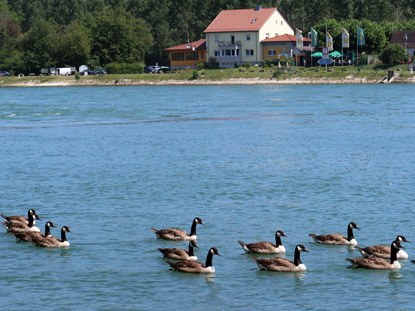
346 241 403 269
31 226 71 248
151 217 203 241
355 235 410 259
11 221 56 242
166 247 220 273
309 222 359 245
253 245 309 272
2 213 40 233
238 230 287 254
1 209 40 225
158 241 199 260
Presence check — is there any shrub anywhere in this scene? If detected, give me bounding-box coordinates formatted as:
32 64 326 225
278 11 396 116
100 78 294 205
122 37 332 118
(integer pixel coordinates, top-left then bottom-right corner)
272 70 283 79
197 62 205 70
380 44 406 65
190 69 199 80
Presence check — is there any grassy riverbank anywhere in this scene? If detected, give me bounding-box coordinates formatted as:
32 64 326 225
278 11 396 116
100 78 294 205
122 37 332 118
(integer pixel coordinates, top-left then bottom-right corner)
1 64 414 87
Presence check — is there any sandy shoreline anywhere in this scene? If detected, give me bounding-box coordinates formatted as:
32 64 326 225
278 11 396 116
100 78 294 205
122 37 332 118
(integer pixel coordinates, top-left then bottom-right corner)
1 76 415 87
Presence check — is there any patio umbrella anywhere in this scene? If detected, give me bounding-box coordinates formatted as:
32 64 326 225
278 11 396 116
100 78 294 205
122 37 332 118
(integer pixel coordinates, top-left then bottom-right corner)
311 51 322 57
329 51 342 57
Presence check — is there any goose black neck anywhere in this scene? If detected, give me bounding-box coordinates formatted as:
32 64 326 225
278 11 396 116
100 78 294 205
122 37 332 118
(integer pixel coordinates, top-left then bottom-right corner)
28 215 34 227
61 229 67 242
44 224 51 236
390 242 398 263
27 210 32 219
205 250 214 267
347 225 354 241
188 244 195 256
190 219 198 236
294 247 302 266
275 233 283 247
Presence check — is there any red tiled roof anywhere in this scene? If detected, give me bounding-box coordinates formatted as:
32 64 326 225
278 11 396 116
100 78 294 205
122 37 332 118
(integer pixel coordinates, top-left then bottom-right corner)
390 31 415 48
165 39 206 51
204 7 280 33
261 33 310 43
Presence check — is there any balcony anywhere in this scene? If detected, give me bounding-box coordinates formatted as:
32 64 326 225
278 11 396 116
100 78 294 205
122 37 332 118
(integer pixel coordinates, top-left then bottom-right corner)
218 41 241 47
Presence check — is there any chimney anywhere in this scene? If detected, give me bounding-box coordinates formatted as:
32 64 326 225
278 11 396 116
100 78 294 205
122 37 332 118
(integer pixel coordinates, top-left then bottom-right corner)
255 5 262 11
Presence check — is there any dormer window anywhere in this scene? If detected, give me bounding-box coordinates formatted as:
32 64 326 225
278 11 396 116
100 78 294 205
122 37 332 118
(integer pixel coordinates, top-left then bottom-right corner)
252 18 257 23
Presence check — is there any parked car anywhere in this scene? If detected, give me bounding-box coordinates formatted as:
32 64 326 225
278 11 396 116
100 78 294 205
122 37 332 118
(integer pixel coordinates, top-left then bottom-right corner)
84 68 107 75
95 69 107 75
0 71 11 77
144 66 159 73
144 65 170 73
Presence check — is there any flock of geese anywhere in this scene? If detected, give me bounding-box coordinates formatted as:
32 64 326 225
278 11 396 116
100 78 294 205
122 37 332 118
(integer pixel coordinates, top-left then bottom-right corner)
3 211 414 272
151 218 415 273
1 209 71 248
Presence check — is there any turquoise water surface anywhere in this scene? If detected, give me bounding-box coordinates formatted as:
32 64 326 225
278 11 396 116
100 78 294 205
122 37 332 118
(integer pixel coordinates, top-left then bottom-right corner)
1 84 414 310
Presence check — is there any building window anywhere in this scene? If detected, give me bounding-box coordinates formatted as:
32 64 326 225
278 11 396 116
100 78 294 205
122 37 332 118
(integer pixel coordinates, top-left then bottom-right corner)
172 52 184 61
186 52 198 60
265 33 269 39
281 21 283 25
267 49 276 56
275 33 278 37
215 34 219 42
201 52 205 58
246 49 254 56
246 34 251 41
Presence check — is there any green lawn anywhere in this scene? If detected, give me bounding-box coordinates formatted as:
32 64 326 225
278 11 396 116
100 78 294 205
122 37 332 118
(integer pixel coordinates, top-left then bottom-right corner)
0 63 413 86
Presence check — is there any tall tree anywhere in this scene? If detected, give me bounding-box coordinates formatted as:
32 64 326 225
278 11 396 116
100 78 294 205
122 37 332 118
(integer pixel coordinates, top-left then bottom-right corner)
90 6 152 64
20 19 58 73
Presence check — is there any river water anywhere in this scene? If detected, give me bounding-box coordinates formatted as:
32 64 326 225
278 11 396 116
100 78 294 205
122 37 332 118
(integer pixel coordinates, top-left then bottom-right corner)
1 84 414 310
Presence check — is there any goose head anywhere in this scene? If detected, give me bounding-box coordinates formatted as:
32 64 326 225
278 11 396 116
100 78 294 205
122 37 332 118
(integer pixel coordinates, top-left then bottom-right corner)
276 230 287 238
45 221 56 230
194 217 204 225
29 209 41 221
210 247 221 256
349 222 359 230
396 235 410 243
297 244 310 253
62 226 72 233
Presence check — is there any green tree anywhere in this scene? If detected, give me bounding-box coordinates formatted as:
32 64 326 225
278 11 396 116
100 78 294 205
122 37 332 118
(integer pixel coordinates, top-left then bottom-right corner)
90 6 152 65
379 43 406 65
20 19 58 73
55 22 90 68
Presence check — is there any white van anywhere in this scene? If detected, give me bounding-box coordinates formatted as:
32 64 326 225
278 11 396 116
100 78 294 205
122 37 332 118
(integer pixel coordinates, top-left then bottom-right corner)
57 68 72 76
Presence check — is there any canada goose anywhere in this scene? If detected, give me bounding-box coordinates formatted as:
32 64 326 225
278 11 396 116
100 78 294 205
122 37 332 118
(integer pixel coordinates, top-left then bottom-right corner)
11 221 56 242
346 240 403 269
253 244 309 272
31 226 71 248
151 217 204 241
309 222 360 245
1 209 41 225
355 235 410 259
1 213 40 233
238 230 287 254
166 247 220 273
158 241 199 261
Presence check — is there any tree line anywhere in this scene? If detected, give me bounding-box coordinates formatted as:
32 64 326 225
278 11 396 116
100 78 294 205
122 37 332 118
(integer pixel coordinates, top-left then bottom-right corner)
1 0 415 74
